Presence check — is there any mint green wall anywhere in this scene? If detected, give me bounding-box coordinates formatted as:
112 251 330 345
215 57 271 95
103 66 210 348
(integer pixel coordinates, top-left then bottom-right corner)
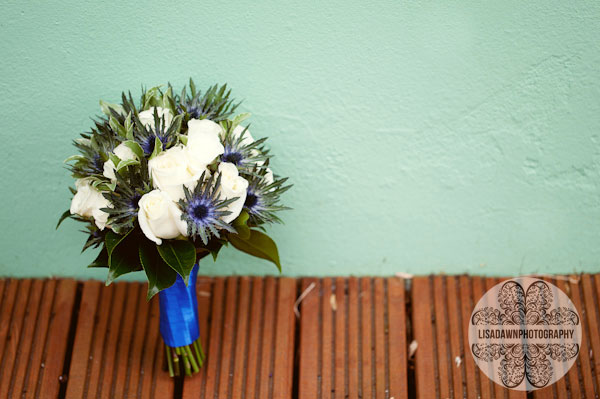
1 2 599 279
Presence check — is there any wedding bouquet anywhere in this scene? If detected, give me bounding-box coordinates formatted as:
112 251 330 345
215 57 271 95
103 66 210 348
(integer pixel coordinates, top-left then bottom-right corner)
58 80 290 376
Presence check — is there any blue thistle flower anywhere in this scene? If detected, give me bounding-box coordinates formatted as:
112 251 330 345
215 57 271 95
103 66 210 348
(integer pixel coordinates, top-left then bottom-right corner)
221 124 268 168
179 172 238 244
241 161 291 226
178 82 240 122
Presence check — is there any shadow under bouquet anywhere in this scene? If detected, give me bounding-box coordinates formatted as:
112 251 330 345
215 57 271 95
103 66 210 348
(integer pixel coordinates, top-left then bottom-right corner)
58 80 290 377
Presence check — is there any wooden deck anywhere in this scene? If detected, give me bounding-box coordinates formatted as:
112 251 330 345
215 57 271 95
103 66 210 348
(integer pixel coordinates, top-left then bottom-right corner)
0 274 598 398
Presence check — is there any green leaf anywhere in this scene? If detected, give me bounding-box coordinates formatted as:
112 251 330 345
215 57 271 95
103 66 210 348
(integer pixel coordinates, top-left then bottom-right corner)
228 230 281 272
100 100 124 116
232 112 251 127
63 155 85 163
121 140 144 160
106 230 142 285
232 210 250 240
88 246 109 268
105 229 131 257
161 86 173 109
139 240 177 300
124 113 134 140
109 153 121 167
156 240 197 285
109 116 127 137
149 136 163 160
115 158 140 172
56 210 71 229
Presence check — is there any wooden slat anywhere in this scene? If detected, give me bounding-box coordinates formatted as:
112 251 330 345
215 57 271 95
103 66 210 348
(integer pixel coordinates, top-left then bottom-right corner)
200 276 226 398
373 278 386 399
360 278 374 399
459 275 479 399
125 283 151 397
298 278 318 399
139 292 160 399
471 277 494 399
216 277 239 397
98 282 128 399
112 283 141 398
433 276 451 399
151 322 174 399
321 278 333 399
387 277 408 399
447 276 466 399
581 274 600 392
347 277 360 399
411 277 436 398
38 279 78 398
569 275 596 399
22 279 57 399
556 278 583 398
242 276 264 398
86 282 115 398
230 277 251 395
65 280 102 399
334 277 347 399
7 279 44 399
272 277 296 398
257 276 277 399
0 279 33 398
0 279 19 369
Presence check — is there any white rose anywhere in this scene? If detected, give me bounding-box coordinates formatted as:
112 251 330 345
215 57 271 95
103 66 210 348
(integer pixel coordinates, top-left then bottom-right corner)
102 142 138 181
138 190 187 245
148 146 203 202
217 162 249 223
92 199 111 230
185 119 224 174
138 107 173 130
70 179 111 230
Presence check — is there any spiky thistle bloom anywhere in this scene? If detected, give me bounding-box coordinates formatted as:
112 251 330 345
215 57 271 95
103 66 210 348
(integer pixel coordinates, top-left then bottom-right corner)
178 81 240 122
220 122 269 169
133 109 182 156
67 125 119 178
179 172 238 244
241 161 291 226
102 159 152 233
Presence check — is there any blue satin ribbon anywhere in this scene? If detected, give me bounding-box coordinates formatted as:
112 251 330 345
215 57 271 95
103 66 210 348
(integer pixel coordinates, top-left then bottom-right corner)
158 263 200 347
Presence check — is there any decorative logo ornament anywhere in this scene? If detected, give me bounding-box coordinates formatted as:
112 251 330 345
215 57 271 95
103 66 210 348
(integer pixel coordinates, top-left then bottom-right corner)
468 277 581 391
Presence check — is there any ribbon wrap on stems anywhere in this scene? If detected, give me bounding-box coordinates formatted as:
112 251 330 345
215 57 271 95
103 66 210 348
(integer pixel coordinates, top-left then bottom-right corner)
158 263 200 347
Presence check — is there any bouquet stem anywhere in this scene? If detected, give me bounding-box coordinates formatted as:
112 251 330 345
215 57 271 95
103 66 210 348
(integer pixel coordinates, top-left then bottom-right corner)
165 338 205 377
159 264 205 377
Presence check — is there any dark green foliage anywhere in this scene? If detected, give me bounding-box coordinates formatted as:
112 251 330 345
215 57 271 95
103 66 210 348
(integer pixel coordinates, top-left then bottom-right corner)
178 80 240 122
156 240 197 285
241 160 292 226
139 240 177 300
228 229 281 272
102 158 151 234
